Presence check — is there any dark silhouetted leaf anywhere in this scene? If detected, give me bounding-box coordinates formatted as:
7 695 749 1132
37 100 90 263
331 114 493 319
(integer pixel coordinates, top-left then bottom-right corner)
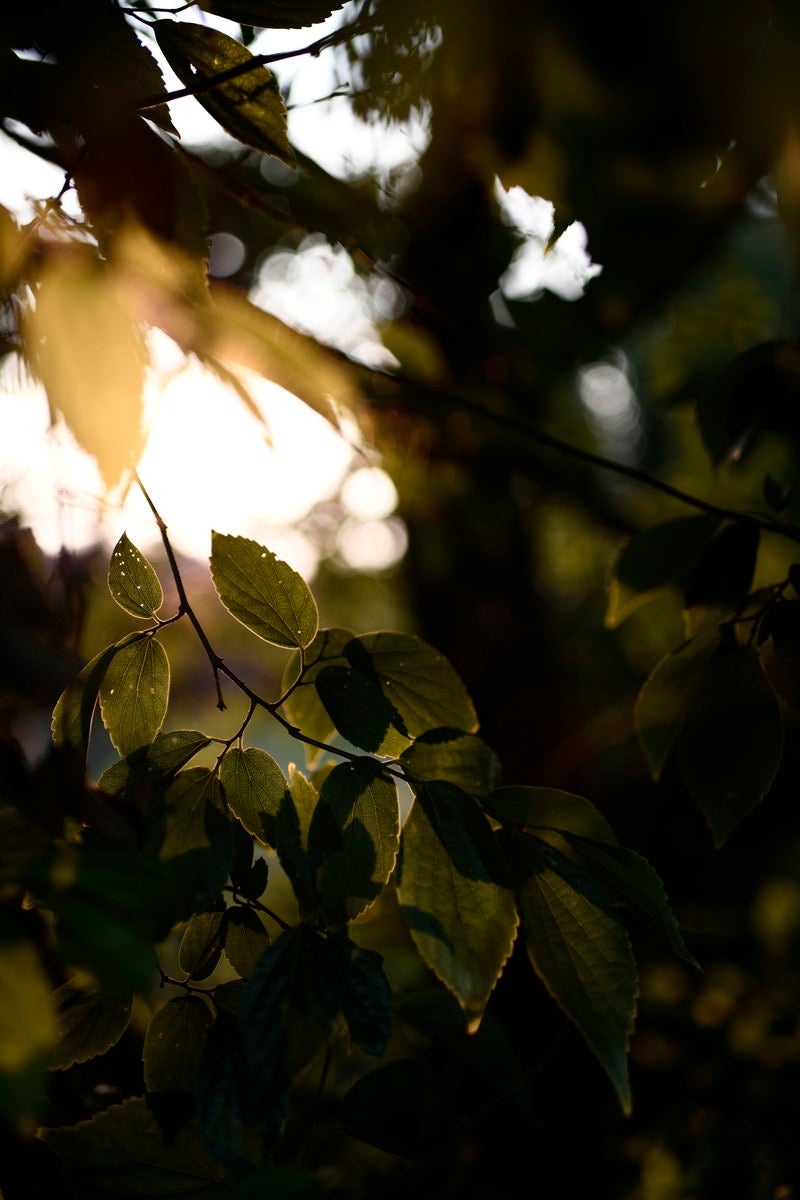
634 629 720 780
155 21 294 163
606 515 720 627
108 533 163 620
760 598 800 708
683 521 760 611
698 340 800 466
160 769 234 902
342 943 393 1057
673 646 783 845
99 635 170 758
199 1 345 28
50 983 132 1071
315 664 403 753
144 995 213 1094
397 782 517 1031
210 532 318 649
98 730 211 796
276 765 318 915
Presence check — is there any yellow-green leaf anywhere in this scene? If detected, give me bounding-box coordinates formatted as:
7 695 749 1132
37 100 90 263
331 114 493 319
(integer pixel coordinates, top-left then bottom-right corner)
143 996 213 1094
220 746 286 849
99 635 170 757
50 983 132 1072
210 532 318 649
108 533 163 619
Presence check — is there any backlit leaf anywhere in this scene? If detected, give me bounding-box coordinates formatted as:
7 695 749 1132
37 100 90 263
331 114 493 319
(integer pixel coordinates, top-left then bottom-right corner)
673 646 783 845
310 759 400 927
281 629 355 767
683 522 760 612
179 911 227 981
225 906 270 977
516 837 637 1113
51 641 122 764
342 944 393 1058
99 635 170 757
397 782 517 1031
315 664 405 754
155 21 294 163
220 747 286 849
108 533 163 620
25 253 147 489
144 995 213 1094
50 983 132 1071
400 730 502 795
210 532 318 649
276 766 318 915
98 730 211 796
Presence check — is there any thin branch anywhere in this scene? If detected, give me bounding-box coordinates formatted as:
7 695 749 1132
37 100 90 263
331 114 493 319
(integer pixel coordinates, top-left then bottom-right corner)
362 367 800 547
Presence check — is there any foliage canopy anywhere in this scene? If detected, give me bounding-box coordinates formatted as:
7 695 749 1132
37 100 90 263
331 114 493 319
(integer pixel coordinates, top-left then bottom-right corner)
5 1 800 1196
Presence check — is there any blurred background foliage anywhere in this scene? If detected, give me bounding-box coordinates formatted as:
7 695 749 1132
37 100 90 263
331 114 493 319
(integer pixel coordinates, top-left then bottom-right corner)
6 0 800 1196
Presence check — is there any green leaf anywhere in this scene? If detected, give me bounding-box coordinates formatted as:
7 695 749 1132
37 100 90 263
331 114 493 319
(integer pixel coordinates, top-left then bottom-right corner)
697 340 800 466
682 522 760 612
338 1059 460 1159
634 629 720 780
144 996 214 1094
487 785 619 844
310 759 400 927
40 1096 231 1191
51 641 121 764
160 769 234 903
282 629 356 766
349 632 479 743
220 747 286 849
224 906 270 977
99 635 170 758
400 730 502 795
155 21 294 163
397 782 518 1031
199 1 345 29
108 533 163 620
50 983 133 1071
673 646 784 846
560 835 698 966
210 532 318 650
98 731 211 796
606 515 720 628
315 664 405 754
276 765 318 915
515 836 637 1113
179 911 227 982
